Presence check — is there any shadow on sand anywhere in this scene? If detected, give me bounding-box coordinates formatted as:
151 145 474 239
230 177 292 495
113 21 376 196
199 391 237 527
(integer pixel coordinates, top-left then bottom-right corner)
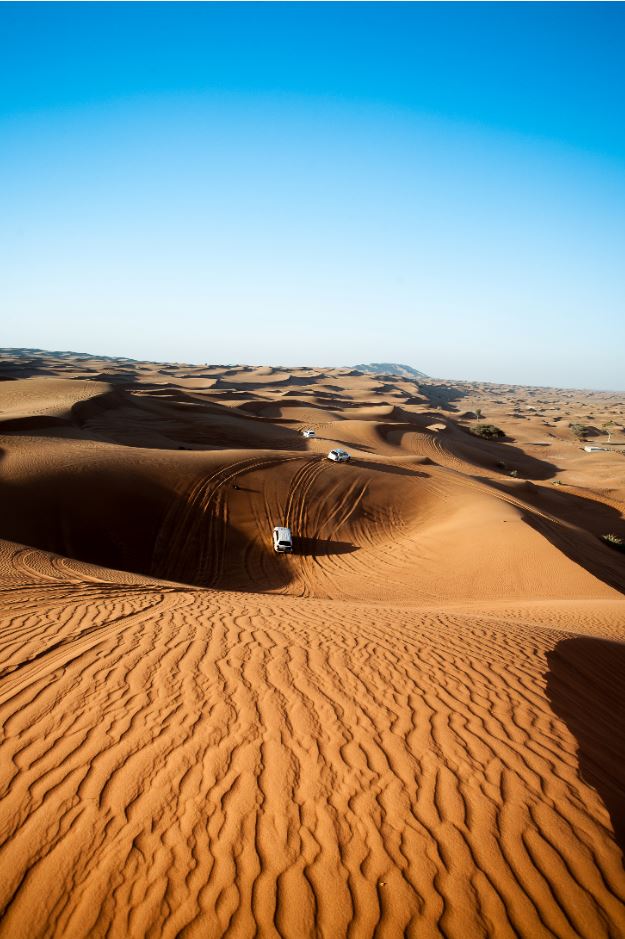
294 537 357 557
476 475 625 595
546 637 625 863
415 383 469 411
349 458 430 478
378 411 562 481
0 387 314 452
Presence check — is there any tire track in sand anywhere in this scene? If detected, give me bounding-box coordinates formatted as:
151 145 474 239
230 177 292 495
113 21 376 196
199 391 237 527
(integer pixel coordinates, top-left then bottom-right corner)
151 456 300 587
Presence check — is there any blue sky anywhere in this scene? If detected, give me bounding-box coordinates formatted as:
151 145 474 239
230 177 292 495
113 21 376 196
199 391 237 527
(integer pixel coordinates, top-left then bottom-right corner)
1 3 624 388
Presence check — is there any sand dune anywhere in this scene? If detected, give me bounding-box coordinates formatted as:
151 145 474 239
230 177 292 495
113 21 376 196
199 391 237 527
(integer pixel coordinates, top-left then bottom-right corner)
0 350 624 937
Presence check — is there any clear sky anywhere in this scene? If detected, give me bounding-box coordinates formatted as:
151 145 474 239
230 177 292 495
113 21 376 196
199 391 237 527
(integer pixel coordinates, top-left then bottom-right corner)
1 2 624 389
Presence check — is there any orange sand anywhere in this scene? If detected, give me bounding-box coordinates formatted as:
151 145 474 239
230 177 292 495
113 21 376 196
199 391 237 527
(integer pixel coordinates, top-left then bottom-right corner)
0 351 624 937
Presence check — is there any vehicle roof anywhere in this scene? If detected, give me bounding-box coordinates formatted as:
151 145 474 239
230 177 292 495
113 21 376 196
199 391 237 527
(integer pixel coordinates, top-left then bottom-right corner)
274 526 292 537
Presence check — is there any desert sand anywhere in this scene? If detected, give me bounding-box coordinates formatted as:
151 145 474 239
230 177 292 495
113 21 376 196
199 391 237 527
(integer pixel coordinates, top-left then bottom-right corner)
0 348 624 938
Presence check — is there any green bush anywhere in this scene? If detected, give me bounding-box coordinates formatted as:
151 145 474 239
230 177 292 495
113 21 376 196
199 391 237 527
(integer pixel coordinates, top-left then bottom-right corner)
601 533 625 552
469 424 505 440
569 423 592 439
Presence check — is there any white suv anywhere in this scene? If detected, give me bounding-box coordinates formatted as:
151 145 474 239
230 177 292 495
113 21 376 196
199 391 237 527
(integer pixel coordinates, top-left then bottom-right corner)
272 526 293 553
327 448 351 463
301 429 316 438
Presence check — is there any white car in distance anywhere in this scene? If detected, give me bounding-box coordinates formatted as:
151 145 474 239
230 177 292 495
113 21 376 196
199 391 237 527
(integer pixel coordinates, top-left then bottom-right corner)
272 526 293 553
301 429 316 438
327 448 351 463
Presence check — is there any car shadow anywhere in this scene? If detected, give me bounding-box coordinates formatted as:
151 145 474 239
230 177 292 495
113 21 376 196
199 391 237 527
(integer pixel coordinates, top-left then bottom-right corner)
546 637 625 864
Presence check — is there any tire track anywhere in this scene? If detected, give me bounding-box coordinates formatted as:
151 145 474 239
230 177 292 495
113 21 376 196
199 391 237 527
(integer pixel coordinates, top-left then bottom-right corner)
151 456 300 586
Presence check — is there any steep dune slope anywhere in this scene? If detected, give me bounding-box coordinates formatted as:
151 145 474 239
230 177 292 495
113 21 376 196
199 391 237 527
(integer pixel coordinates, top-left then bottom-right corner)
1 437 618 602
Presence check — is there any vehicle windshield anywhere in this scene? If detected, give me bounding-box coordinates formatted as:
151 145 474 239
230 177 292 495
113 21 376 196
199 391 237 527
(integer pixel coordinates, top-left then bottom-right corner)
279 540 291 546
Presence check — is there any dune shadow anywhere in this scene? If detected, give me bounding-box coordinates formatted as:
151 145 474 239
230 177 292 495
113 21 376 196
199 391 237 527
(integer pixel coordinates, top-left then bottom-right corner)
376 411 561 480
0 369 50 380
0 381 315 453
350 458 429 478
476 475 625 594
546 638 625 862
0 465 296 593
153 512 294 592
416 383 469 412
443 413 563 480
0 363 53 380
457 435 561 480
0 415 74 433
475 440 561 479
294 537 357 556
66 387 315 452
314 439 376 453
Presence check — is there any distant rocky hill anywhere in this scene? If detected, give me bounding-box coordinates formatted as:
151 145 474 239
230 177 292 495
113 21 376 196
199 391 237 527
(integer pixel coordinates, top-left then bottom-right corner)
353 362 429 380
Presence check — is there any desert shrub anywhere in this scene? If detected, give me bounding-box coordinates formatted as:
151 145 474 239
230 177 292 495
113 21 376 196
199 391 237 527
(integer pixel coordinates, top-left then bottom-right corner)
469 424 505 440
601 533 625 552
569 423 592 439
508 469 519 478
